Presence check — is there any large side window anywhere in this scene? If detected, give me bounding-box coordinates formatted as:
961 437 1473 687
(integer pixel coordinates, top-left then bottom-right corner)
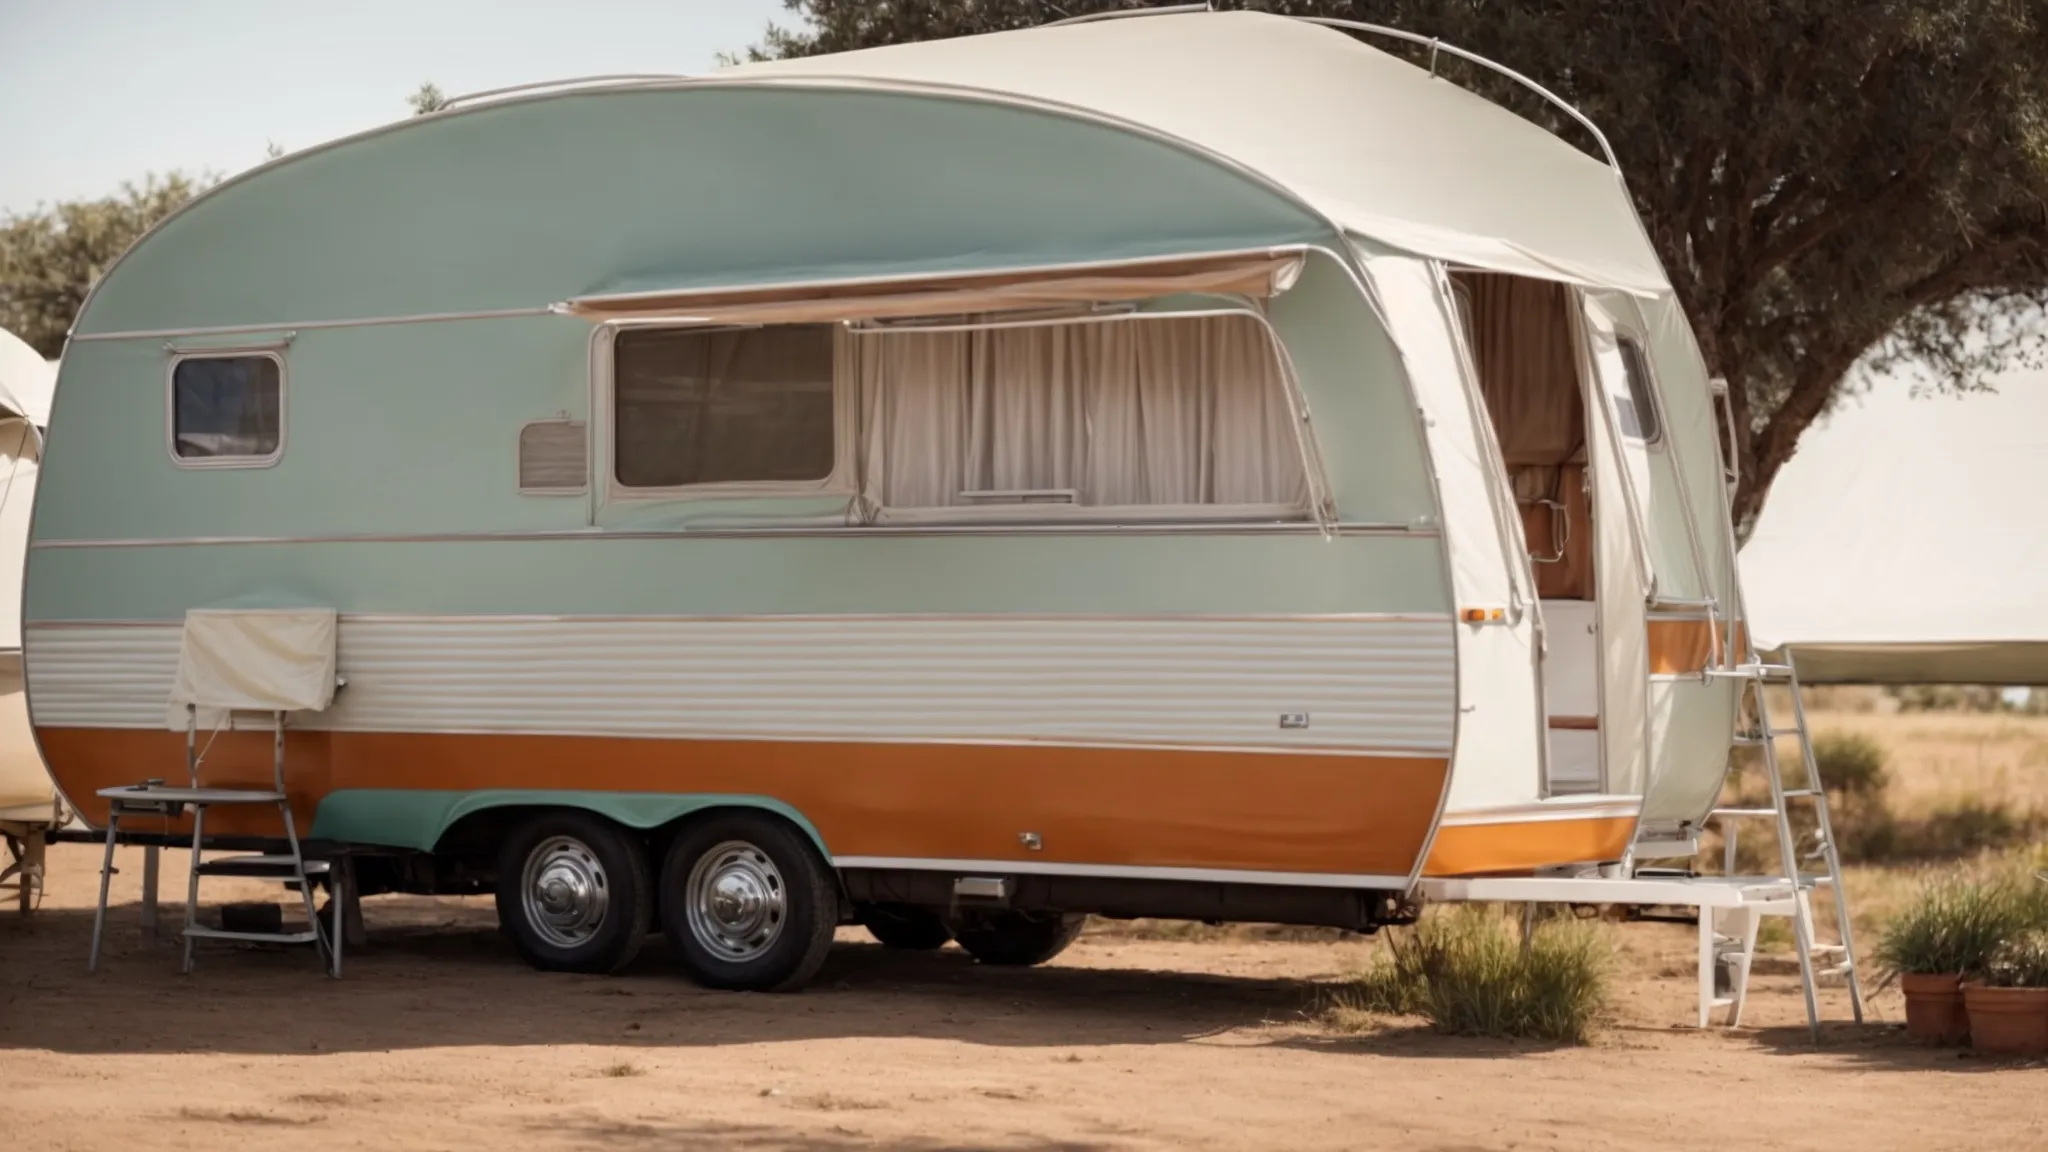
1613 337 1663 444
612 325 837 490
169 354 284 465
856 312 1309 519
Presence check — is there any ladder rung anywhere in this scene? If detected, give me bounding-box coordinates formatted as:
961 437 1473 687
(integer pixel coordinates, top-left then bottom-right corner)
1779 788 1822 798
195 854 329 879
182 926 323 945
1709 663 1796 681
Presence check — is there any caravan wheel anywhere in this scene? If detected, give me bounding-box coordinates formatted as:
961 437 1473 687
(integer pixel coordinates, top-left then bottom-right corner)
495 812 651 975
659 813 838 992
952 910 1086 967
859 903 953 951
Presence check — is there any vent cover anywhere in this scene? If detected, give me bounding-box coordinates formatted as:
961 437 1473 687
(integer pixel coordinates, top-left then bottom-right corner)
518 419 588 492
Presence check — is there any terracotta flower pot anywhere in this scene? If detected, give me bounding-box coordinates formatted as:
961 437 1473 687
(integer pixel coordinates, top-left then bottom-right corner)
1963 983 2048 1058
1900 973 1970 1046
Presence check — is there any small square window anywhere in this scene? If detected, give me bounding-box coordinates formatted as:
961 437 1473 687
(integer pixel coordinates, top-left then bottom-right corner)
170 355 283 463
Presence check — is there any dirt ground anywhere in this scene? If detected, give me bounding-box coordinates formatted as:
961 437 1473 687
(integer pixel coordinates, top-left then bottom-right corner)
3 842 2043 1152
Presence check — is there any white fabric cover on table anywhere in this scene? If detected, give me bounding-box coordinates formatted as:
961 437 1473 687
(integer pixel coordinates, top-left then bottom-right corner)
165 609 339 728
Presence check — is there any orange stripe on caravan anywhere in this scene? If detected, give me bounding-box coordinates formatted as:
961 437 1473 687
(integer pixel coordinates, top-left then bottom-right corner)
1421 816 1635 877
37 728 1448 878
1648 620 1748 675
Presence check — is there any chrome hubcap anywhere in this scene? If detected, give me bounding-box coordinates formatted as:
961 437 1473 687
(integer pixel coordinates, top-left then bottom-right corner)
521 836 610 949
685 840 786 962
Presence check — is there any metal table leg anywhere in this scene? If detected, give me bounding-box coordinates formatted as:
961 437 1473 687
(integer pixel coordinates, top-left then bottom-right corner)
141 844 160 939
88 812 119 972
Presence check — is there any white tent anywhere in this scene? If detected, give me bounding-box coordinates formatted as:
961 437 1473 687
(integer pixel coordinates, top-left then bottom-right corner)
0 326 53 820
1740 363 2048 684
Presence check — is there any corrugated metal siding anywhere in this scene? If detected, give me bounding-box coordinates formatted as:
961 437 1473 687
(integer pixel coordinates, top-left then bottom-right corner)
26 616 1455 752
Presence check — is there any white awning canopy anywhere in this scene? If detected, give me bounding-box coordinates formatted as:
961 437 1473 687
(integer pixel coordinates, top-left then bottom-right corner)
721 11 1667 294
561 250 1305 324
1740 364 2048 684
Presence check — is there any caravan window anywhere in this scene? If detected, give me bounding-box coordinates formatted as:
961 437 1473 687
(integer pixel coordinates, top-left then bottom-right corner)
1613 338 1663 443
855 313 1309 520
612 326 837 489
169 354 283 465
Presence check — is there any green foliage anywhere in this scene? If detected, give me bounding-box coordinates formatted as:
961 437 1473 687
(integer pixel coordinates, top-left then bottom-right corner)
752 0 2048 535
1811 730 1889 802
1329 908 1612 1043
1874 872 2035 981
408 82 450 116
1986 929 2048 989
0 172 211 357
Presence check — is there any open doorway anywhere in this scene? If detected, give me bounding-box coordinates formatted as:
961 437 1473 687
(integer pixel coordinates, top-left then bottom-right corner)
1451 272 1602 795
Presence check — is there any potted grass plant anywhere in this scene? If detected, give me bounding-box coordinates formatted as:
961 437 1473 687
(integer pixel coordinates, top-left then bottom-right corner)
1874 875 2019 1046
1964 930 2048 1058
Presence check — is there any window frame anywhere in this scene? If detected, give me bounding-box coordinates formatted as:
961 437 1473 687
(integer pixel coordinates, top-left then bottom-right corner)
1612 335 1665 447
164 349 288 470
597 320 856 504
845 303 1323 527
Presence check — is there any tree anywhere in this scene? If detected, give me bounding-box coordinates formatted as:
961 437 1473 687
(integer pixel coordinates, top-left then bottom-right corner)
750 1 2048 532
0 172 211 357
409 82 450 116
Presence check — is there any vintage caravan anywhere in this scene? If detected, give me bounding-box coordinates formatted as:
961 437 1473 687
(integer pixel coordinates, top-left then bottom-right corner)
32 11 1756 990
1 325 57 911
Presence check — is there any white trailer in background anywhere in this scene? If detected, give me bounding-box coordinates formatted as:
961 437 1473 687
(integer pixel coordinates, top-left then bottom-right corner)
0 325 59 912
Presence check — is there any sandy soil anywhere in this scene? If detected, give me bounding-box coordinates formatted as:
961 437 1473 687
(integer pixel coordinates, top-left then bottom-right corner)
3 842 2043 1152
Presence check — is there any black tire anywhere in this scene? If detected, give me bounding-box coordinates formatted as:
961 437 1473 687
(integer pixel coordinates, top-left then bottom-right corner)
658 812 839 992
951 910 1086 967
859 903 953 951
494 810 651 975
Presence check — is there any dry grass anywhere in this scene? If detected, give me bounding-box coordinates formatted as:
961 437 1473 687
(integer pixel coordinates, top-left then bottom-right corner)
1713 706 2048 868
1321 906 1613 1044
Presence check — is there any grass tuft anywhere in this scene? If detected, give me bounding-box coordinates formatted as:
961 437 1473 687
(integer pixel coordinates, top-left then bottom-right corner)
1324 908 1611 1044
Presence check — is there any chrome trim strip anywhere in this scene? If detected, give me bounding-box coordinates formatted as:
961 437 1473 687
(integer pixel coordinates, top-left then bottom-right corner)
831 856 1409 890
27 611 1456 627
441 73 691 110
69 306 556 345
28 520 1436 550
1042 4 1213 27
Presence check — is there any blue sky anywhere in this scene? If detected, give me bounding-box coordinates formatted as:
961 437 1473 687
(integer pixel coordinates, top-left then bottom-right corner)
0 0 792 214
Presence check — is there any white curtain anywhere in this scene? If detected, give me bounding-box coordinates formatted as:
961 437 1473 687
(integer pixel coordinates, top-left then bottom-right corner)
853 314 1308 518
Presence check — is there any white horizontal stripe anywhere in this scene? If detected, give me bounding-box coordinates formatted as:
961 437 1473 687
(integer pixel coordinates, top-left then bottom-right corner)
26 616 1456 752
1439 797 1641 826
832 856 1410 889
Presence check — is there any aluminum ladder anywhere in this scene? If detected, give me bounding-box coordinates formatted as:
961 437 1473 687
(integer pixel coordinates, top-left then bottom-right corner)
1709 660 1864 1036
89 706 341 977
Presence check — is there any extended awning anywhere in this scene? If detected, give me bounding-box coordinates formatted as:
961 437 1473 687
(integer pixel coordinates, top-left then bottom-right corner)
558 250 1305 325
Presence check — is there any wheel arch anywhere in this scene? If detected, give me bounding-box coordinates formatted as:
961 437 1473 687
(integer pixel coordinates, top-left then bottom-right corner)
307 788 833 861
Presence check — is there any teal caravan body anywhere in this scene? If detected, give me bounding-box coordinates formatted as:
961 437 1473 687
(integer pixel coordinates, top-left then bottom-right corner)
27 12 1749 985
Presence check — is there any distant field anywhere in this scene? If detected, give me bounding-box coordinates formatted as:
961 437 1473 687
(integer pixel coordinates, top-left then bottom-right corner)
1800 707 2048 810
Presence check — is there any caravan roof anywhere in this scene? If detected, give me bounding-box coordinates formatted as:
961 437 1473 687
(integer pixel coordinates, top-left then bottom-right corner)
722 11 1666 294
